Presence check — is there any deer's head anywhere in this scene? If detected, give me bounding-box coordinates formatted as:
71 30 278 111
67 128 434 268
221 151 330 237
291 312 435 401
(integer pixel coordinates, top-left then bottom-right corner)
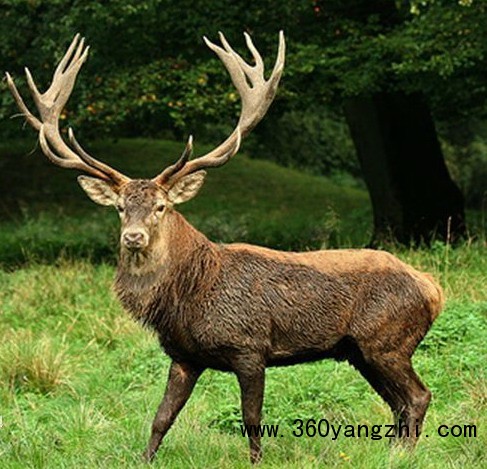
6 33 285 254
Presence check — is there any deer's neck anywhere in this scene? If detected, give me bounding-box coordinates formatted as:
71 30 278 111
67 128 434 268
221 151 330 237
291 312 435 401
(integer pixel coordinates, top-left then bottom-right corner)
114 210 220 324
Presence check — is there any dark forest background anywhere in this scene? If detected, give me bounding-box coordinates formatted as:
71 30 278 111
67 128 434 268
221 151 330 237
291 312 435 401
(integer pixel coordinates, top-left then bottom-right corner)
1 0 486 245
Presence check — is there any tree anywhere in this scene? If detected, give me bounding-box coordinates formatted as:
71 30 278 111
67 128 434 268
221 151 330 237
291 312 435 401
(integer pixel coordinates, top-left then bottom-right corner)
2 0 486 243
317 0 469 244
299 0 487 244
344 92 465 244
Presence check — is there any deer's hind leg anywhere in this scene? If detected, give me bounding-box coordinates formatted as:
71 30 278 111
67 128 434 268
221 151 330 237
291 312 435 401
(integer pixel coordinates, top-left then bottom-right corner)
349 348 431 444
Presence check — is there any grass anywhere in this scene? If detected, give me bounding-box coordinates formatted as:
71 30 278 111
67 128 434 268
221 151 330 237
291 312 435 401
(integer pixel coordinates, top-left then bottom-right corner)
0 138 486 468
0 138 370 268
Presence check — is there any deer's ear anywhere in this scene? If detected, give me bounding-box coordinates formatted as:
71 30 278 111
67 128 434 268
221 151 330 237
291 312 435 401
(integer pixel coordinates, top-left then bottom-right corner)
167 171 206 205
78 176 119 206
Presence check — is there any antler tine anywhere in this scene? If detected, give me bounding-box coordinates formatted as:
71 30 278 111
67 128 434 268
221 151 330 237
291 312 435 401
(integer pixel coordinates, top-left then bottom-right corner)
6 35 130 186
39 125 109 180
68 128 129 185
154 31 285 185
5 72 42 130
268 31 286 97
243 32 264 75
153 136 193 185
54 33 82 77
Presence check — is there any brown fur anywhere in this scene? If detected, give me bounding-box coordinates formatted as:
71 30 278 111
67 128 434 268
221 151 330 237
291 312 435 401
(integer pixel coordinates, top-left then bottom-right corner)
108 185 443 463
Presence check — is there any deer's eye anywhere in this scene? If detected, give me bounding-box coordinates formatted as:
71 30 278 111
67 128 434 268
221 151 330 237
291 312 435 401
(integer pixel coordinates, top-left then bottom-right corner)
156 204 165 213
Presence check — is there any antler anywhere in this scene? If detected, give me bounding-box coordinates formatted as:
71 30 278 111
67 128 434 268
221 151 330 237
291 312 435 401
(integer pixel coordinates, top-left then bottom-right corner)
153 31 285 185
6 34 129 185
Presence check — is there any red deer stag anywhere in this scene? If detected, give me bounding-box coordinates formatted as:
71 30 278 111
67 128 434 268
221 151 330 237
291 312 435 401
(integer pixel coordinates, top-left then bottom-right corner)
7 33 443 464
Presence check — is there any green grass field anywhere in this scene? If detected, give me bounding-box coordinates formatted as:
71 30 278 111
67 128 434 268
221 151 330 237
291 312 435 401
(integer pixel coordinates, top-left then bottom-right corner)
0 139 485 468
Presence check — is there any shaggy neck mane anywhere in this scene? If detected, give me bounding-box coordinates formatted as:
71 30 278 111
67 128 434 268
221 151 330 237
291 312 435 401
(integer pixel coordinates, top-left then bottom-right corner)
114 210 220 327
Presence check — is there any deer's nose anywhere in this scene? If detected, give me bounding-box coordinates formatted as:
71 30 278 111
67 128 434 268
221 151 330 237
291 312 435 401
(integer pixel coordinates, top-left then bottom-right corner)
122 230 147 250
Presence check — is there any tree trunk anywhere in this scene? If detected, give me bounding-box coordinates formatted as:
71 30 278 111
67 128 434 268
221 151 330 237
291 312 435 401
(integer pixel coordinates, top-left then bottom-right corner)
344 92 466 245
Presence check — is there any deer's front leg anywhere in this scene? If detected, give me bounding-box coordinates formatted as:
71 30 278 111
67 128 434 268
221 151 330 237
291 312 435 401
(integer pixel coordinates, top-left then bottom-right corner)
143 360 202 462
235 358 266 464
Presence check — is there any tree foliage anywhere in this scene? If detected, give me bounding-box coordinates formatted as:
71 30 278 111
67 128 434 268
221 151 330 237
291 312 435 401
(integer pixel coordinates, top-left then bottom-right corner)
1 1 486 138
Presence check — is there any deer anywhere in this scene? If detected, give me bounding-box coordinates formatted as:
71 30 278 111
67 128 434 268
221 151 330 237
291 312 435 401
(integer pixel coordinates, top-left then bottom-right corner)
6 33 444 464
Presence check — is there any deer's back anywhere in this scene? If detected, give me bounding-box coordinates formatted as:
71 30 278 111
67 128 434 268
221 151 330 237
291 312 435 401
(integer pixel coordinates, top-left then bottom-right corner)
168 244 443 369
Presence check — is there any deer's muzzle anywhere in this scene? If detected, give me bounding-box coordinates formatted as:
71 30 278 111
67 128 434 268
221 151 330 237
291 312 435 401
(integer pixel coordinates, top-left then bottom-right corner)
122 230 149 251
